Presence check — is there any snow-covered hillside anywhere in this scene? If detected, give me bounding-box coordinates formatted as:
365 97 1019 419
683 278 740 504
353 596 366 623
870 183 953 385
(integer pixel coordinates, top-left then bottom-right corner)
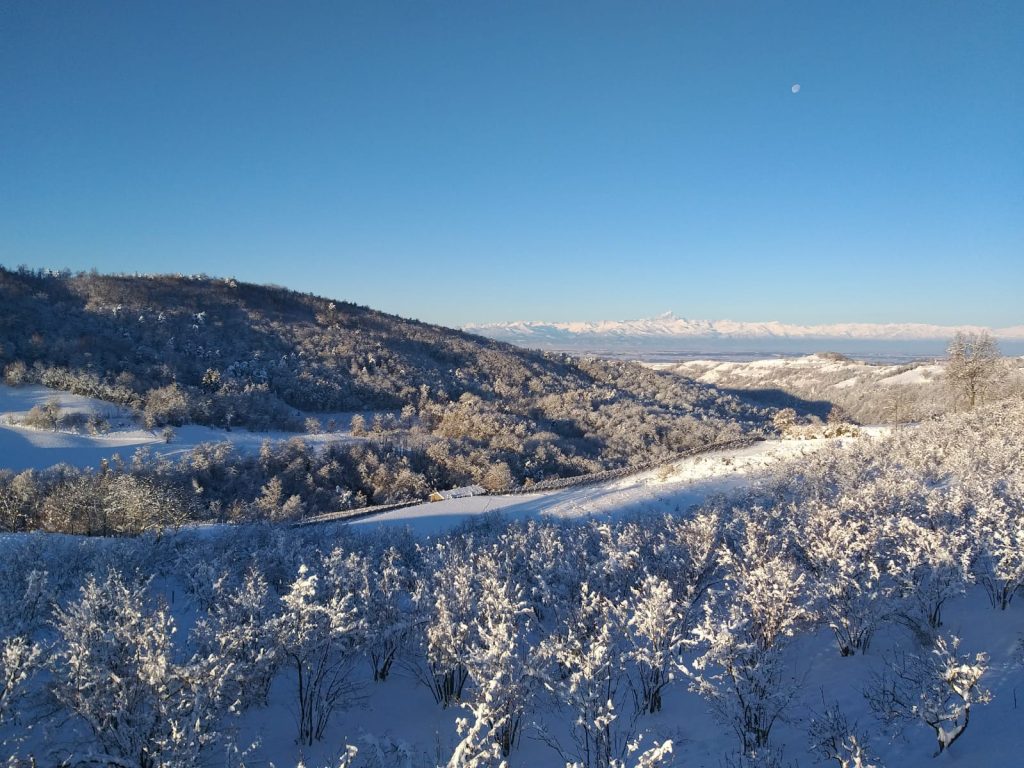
349 434 867 536
0 384 369 472
2 403 1022 768
653 354 1024 425
655 354 946 392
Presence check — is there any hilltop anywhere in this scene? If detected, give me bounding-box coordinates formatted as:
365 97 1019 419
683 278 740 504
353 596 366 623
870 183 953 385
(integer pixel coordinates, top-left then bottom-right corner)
0 268 769 520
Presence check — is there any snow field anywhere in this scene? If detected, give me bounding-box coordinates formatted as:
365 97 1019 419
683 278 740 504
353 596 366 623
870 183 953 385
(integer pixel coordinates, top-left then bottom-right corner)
0 384 370 472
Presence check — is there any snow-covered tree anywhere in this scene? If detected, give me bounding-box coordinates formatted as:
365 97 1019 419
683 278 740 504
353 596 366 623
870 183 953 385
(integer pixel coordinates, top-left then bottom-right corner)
617 573 689 714
275 563 362 745
654 512 720 609
0 636 39 725
51 570 233 767
809 702 880 768
339 547 414 682
886 514 970 637
520 521 591 626
970 480 1024 610
945 331 1004 410
0 565 47 730
448 693 510 768
868 634 991 756
613 738 674 768
101 473 191 533
460 561 537 757
688 519 812 757
799 497 888 656
538 582 634 768
419 552 476 707
718 518 812 652
193 568 280 712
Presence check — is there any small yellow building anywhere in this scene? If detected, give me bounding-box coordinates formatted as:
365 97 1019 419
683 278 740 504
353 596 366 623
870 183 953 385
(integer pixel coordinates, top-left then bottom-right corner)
428 484 486 502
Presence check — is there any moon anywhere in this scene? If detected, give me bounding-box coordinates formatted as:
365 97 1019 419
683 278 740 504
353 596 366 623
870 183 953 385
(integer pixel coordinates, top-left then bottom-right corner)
791 83 801 93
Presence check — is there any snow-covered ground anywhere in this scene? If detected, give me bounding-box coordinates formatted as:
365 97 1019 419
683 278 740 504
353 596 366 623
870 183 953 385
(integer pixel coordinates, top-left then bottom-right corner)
352 434 877 536
2 395 1021 767
227 587 1024 768
0 384 368 472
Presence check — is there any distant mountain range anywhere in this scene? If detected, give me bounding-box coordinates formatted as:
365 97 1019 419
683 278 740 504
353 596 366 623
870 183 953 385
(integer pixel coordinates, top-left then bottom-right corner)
465 312 1024 345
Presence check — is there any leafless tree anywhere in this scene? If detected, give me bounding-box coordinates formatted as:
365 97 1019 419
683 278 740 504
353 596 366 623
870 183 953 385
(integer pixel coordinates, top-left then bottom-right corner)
945 331 1004 410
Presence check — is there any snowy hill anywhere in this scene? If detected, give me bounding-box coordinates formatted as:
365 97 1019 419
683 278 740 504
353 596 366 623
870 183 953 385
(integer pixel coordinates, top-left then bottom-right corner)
0 268 773 517
654 353 1024 424
346 432 867 536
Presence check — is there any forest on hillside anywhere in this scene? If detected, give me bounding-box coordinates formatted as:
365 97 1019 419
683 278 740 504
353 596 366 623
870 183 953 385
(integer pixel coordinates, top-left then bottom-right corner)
0 267 758 431
0 268 771 533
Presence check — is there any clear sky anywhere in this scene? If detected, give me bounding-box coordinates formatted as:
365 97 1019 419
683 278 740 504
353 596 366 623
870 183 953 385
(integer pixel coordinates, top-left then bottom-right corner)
1 1 1021 328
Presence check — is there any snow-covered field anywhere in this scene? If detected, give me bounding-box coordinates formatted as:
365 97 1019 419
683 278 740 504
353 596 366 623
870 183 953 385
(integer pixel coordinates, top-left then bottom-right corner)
0 384 368 472
236 589 1024 768
351 435 871 536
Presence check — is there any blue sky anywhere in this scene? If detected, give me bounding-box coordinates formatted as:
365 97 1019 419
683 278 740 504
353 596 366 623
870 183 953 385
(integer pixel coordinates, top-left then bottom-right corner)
1 1 1021 327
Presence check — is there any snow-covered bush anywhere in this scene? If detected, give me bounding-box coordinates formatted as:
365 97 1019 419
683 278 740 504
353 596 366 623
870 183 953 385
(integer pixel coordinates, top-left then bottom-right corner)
18 399 61 431
417 551 476 707
0 567 48 728
617 573 689 714
460 561 537 757
688 518 812 757
344 547 415 683
193 568 280 712
799 497 889 656
274 562 363 745
809 702 880 768
0 636 39 726
538 582 635 768
970 481 1024 610
867 634 991 756
51 570 233 766
886 513 970 638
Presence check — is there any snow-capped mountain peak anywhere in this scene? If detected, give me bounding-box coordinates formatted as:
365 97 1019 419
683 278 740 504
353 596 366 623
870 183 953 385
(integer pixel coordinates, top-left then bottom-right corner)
464 314 1024 343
